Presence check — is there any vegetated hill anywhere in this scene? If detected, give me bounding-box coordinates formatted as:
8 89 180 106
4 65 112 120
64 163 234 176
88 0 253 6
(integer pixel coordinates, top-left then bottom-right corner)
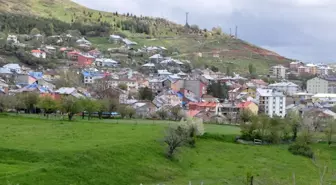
0 0 293 74
0 116 334 185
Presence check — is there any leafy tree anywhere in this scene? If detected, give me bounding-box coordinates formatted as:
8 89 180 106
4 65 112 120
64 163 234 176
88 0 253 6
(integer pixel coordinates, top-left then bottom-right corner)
248 64 257 76
126 106 136 119
37 96 59 118
117 104 127 118
30 28 40 35
138 87 154 101
60 96 82 121
171 106 183 121
21 92 39 113
324 119 336 146
226 65 234 77
96 99 109 119
118 83 128 91
207 81 228 100
157 109 168 120
240 109 253 123
80 98 99 120
287 111 302 141
210 65 219 72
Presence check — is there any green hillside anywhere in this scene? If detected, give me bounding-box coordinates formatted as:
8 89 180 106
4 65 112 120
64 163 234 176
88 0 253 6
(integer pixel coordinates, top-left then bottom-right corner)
0 116 334 185
0 0 293 74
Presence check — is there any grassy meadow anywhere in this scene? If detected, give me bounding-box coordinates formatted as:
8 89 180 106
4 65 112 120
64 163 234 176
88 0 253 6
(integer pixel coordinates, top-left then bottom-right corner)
0 116 334 185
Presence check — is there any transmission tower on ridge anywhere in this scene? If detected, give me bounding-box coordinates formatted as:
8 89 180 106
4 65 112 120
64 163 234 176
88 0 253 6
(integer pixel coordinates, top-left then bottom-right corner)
185 12 189 27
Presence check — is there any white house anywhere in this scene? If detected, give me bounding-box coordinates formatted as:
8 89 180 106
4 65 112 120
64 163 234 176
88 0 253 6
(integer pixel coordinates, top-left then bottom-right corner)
95 58 119 67
2 63 21 74
157 70 172 77
256 88 286 118
31 50 46 59
268 82 299 95
108 78 139 91
7 35 18 44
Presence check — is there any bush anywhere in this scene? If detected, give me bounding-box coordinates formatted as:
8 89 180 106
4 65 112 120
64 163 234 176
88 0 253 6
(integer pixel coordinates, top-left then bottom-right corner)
288 143 314 158
200 133 236 143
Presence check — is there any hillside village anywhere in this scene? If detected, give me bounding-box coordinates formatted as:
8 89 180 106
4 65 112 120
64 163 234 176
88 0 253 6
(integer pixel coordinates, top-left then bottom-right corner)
1 1 336 185
1 29 336 123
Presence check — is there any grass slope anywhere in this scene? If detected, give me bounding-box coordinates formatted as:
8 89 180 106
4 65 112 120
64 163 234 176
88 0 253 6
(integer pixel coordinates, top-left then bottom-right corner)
0 0 292 74
0 116 334 185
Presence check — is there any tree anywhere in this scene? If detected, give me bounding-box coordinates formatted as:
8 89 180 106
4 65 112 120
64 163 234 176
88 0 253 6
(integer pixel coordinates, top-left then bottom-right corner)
240 109 253 123
287 111 302 141
164 117 204 158
207 81 228 99
80 98 99 120
37 96 59 118
138 87 154 101
118 83 128 91
171 106 182 121
21 92 39 113
60 96 82 121
164 125 189 159
324 119 336 146
96 99 109 119
226 65 234 77
157 109 168 120
248 64 256 76
117 104 127 119
30 28 40 35
210 65 219 72
126 106 136 118
47 23 54 36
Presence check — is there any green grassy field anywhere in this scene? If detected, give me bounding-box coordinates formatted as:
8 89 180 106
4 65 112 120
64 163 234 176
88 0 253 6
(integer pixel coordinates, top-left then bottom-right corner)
0 116 334 185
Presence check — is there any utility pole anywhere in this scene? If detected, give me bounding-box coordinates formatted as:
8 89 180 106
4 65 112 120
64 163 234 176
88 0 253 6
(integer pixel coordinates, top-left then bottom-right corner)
185 12 189 27
235 25 238 38
229 28 232 36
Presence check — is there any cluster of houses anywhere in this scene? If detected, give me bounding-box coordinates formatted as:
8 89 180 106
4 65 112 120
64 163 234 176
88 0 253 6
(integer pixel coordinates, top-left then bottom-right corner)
3 33 336 122
270 62 333 79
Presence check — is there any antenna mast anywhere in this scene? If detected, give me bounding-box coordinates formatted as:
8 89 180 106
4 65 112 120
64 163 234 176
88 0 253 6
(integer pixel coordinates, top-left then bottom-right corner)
235 26 238 38
185 12 189 27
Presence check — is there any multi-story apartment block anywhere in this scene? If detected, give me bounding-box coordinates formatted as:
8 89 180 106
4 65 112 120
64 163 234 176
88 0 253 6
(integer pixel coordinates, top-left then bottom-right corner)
256 88 286 118
270 65 286 79
307 76 336 94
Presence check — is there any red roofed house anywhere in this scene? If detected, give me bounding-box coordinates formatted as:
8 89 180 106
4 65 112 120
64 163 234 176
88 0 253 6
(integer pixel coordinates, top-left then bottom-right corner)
78 54 95 67
31 50 46 59
237 101 258 115
67 51 80 61
250 79 268 88
188 102 218 111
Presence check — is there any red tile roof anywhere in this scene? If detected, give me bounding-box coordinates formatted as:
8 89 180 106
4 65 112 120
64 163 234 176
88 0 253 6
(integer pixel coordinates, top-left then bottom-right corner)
187 110 201 117
237 101 253 108
31 50 42 53
188 102 217 108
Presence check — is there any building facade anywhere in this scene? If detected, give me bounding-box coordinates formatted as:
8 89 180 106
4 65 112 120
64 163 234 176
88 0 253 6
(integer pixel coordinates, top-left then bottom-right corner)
306 76 336 94
256 88 286 118
270 65 286 79
268 82 299 95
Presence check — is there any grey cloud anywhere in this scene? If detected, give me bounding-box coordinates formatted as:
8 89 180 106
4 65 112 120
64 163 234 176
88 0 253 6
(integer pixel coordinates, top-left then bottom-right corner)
73 0 336 62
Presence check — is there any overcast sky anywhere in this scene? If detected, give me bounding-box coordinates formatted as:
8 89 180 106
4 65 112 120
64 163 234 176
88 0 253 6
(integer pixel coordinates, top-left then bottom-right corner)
73 0 336 63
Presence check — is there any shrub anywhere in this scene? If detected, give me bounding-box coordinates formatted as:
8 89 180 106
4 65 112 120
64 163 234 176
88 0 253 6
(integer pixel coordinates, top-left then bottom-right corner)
288 143 314 158
200 133 236 143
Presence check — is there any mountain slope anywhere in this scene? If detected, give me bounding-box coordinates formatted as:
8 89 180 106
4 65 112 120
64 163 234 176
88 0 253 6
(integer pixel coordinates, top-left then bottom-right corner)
0 0 292 74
